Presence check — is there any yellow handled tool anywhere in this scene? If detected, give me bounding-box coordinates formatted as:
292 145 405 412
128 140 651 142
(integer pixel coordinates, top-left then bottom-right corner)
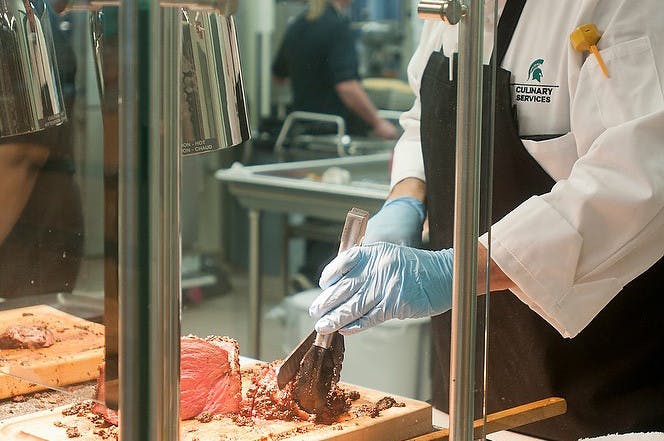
570 23 610 78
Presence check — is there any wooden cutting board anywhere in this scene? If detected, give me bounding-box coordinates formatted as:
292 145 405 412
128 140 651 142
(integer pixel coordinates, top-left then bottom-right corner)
182 381 432 441
0 305 105 399
0 364 432 440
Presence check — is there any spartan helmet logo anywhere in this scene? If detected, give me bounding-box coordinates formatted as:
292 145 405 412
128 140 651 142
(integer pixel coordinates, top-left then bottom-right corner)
528 59 544 82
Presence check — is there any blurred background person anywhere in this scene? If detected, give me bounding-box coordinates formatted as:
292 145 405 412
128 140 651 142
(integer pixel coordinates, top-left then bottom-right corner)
271 0 400 286
272 0 398 140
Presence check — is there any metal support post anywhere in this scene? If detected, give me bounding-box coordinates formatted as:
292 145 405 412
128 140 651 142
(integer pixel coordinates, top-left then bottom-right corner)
449 0 484 439
248 208 262 358
149 5 183 439
118 1 148 439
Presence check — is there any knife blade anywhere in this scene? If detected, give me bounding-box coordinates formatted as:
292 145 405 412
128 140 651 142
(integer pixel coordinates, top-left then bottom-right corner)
276 330 316 389
276 207 368 389
0 365 104 404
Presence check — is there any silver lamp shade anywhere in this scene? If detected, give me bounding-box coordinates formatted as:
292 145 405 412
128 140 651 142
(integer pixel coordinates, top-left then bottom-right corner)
0 0 67 138
181 9 250 155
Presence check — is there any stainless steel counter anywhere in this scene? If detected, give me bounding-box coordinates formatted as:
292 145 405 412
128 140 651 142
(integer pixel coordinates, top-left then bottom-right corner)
215 153 390 357
216 153 390 220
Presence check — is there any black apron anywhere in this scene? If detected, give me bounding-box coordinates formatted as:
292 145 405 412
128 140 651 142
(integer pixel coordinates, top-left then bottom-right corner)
421 1 664 439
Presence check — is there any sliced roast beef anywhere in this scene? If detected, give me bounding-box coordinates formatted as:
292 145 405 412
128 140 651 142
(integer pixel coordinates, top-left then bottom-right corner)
0 324 55 349
93 335 242 424
180 335 242 419
90 334 352 425
92 363 119 426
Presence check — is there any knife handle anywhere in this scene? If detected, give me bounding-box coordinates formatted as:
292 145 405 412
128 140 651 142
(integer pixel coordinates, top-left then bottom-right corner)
313 209 368 349
313 332 334 349
338 208 369 253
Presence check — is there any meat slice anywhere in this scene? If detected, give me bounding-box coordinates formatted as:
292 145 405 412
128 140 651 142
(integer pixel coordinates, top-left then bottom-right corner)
180 335 242 419
92 363 119 426
0 325 55 349
92 335 242 424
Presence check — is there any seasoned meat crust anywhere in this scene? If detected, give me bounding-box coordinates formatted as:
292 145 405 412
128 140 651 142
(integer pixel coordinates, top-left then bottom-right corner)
244 360 355 424
242 362 313 422
0 324 55 349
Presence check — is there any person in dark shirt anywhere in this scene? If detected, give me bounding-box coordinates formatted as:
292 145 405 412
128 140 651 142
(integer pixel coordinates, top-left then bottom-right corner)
273 0 397 139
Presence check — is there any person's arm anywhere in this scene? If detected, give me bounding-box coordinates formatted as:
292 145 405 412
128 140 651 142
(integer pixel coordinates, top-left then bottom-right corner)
387 177 426 202
325 15 397 140
387 179 513 294
361 23 442 246
363 177 427 247
334 80 398 139
390 22 444 190
0 143 49 245
272 34 290 84
477 243 516 294
481 3 664 338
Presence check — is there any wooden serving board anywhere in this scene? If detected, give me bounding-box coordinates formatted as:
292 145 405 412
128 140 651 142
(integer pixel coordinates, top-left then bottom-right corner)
0 363 432 441
0 305 105 399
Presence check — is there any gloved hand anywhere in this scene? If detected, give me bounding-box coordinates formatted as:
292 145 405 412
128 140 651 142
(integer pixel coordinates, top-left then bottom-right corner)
363 197 426 247
310 242 453 335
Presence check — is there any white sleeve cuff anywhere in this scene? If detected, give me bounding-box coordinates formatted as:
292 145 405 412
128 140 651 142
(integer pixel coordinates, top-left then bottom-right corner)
390 138 426 188
480 196 622 338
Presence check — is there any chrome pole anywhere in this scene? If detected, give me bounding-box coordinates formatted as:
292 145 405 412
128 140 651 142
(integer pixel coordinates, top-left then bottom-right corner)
118 0 145 439
449 0 484 440
149 5 183 439
119 3 184 440
115 0 247 438
248 208 262 358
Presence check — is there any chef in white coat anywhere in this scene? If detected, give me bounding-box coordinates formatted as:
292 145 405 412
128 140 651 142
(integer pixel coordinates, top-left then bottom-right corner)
308 0 664 439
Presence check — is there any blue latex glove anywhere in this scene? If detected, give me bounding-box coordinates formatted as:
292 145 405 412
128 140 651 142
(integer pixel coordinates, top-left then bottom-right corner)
363 197 425 247
310 243 453 335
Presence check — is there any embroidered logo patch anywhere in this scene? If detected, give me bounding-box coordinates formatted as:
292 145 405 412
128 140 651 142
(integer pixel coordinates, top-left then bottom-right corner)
528 59 544 82
512 57 558 104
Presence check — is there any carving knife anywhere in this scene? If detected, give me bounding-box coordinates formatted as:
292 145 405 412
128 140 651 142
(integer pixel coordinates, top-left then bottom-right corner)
0 365 104 404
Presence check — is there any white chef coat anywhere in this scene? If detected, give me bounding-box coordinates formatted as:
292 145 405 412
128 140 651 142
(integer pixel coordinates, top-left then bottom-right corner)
391 0 664 338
